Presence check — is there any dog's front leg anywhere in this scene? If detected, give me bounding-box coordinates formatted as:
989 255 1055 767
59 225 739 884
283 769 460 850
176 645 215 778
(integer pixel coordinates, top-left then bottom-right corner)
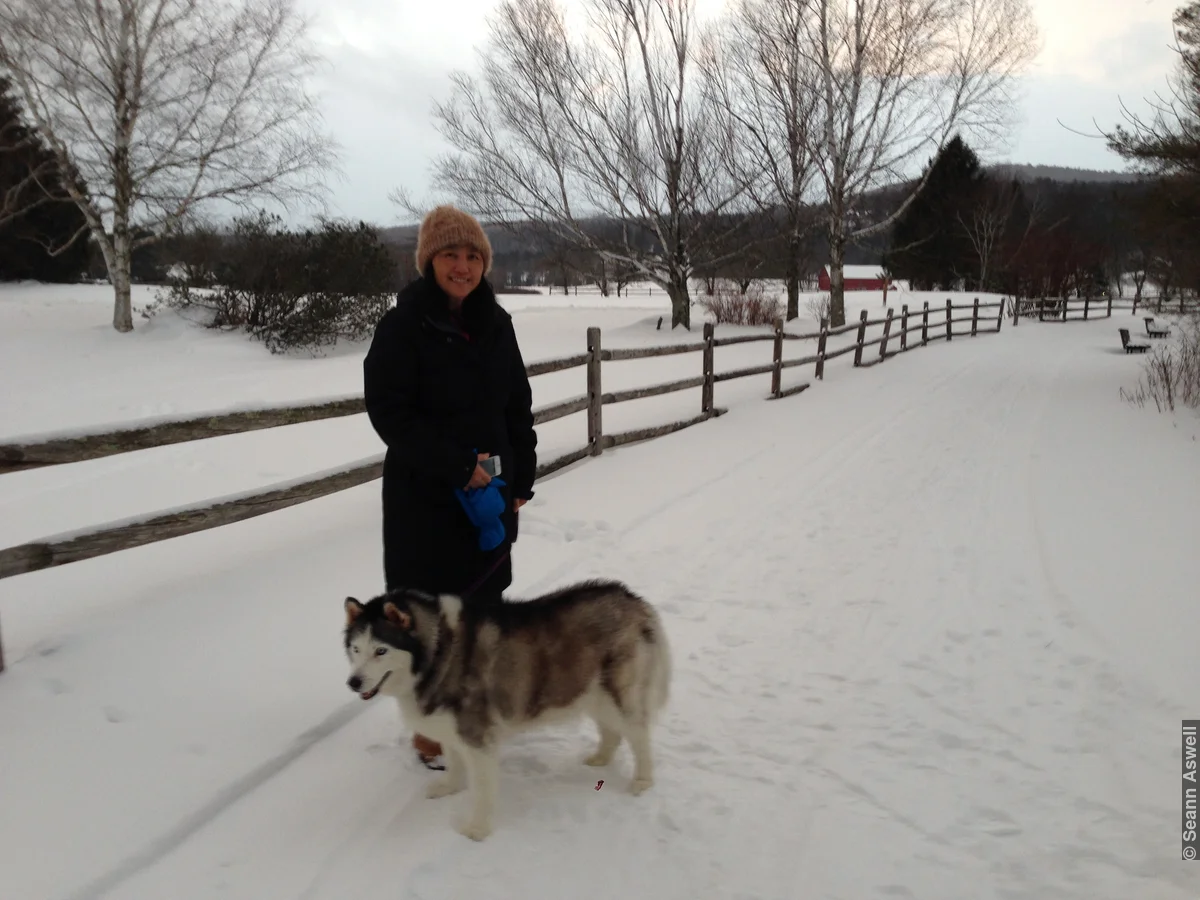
455 745 499 841
426 746 466 799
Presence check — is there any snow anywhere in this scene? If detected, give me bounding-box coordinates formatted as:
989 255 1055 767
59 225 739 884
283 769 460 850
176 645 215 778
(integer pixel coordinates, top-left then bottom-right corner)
1 282 1198 900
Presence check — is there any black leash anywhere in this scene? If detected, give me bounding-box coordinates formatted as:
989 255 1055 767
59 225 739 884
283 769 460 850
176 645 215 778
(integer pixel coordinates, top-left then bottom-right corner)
459 548 511 600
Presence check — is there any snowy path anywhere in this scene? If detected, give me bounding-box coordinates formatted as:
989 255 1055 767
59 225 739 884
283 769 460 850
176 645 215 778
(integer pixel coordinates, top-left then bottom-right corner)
1 317 1197 899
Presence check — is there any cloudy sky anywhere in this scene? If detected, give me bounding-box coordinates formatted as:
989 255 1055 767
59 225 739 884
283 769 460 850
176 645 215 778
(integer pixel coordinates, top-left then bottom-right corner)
292 0 1185 227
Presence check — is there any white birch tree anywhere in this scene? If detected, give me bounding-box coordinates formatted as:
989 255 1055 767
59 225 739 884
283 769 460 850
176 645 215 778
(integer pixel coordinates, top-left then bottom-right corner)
804 0 1038 326
0 0 336 332
702 0 822 321
406 0 751 330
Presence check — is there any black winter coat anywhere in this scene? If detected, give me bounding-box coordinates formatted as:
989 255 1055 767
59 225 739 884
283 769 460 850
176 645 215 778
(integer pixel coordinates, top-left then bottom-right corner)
363 275 538 602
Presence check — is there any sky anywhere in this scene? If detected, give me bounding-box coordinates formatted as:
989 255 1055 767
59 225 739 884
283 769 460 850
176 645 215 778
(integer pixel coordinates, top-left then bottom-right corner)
293 0 1186 227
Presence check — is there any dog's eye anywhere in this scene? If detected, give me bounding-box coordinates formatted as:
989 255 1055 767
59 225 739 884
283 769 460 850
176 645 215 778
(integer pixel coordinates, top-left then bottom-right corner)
374 647 388 656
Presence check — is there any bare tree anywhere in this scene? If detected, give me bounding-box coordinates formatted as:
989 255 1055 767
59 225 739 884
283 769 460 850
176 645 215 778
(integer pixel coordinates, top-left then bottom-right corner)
0 0 336 333
803 0 1038 326
400 0 751 329
702 0 822 321
955 177 1029 291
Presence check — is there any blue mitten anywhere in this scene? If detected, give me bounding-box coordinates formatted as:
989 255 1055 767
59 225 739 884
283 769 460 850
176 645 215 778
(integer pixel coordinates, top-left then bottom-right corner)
455 477 507 551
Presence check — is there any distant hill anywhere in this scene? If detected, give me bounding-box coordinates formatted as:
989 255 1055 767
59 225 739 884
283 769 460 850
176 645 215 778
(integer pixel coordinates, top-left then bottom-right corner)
986 163 1145 184
374 163 1148 256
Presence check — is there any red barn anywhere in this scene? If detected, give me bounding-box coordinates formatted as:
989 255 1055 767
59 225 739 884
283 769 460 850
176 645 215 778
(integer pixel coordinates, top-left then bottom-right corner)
818 264 890 292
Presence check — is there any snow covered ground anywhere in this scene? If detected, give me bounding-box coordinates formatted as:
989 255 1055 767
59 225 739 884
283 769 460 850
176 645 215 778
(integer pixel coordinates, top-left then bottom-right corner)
1 283 1197 900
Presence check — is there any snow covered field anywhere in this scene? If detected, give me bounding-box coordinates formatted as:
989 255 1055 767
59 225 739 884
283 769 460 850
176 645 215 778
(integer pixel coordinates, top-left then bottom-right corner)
1 282 1198 899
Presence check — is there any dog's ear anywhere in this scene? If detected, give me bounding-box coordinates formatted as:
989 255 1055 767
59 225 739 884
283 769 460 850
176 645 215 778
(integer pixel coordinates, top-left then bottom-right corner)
438 593 463 630
344 597 364 627
382 601 413 630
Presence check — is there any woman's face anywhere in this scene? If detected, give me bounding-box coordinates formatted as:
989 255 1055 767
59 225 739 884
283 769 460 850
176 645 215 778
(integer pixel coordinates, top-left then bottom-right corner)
432 245 484 304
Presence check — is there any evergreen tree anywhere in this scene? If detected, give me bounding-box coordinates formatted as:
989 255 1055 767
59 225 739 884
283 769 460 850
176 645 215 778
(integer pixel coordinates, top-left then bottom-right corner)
0 76 89 282
884 136 986 291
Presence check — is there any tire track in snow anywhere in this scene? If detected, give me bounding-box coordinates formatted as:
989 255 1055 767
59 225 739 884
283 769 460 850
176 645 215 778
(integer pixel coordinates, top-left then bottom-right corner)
60 701 365 900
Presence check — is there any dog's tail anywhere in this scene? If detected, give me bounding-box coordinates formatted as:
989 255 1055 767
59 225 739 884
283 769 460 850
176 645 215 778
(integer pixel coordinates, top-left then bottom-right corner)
642 607 672 719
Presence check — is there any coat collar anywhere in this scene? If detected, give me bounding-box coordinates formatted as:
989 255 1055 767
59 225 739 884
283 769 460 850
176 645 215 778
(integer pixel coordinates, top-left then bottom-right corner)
410 274 502 340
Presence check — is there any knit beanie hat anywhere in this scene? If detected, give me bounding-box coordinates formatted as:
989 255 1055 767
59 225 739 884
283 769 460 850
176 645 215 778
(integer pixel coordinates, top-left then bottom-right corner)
414 205 493 275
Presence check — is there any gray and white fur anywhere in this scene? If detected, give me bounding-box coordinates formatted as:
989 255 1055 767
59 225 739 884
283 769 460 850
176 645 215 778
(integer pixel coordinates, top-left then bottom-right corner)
343 579 672 841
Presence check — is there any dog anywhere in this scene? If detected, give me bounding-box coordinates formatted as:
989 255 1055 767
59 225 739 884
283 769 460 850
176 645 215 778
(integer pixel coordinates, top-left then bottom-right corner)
343 579 672 841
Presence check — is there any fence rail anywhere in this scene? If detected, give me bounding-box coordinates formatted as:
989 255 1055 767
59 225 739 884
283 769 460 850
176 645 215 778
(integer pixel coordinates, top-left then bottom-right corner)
0 295 1007 672
1012 293 1200 324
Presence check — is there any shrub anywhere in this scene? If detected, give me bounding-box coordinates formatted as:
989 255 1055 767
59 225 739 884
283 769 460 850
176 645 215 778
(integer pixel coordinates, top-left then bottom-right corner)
806 292 832 323
1120 313 1200 413
698 280 782 326
160 212 397 354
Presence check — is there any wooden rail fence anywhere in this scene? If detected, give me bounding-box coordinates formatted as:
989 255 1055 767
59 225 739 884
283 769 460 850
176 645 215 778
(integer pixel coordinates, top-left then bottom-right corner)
1012 294 1200 324
0 295 1006 672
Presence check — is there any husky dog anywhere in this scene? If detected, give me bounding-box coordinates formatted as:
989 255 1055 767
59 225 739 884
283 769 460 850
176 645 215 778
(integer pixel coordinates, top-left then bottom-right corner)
343 580 672 841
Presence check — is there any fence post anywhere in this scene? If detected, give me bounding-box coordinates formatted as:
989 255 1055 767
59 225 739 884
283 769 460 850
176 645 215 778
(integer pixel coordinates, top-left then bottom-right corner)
815 318 828 380
922 301 929 345
1107 293 1113 318
1062 297 1068 322
701 322 714 415
586 326 603 456
971 297 979 336
945 298 953 341
1084 296 1090 321
770 317 783 397
853 309 868 366
900 304 909 351
997 297 1005 332
879 308 894 360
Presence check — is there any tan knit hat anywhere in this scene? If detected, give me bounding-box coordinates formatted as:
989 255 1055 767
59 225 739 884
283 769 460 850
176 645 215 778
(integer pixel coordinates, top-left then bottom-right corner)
414 205 493 275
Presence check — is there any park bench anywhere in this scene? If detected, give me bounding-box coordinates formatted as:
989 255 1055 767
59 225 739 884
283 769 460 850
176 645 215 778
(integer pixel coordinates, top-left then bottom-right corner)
1144 317 1171 338
1119 327 1150 353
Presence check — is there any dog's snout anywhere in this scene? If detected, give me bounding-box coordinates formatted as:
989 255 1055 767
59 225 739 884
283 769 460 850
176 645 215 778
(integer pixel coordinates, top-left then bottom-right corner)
347 675 363 692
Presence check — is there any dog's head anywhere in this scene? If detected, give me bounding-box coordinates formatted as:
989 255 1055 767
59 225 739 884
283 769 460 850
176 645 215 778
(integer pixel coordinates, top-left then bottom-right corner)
342 589 464 701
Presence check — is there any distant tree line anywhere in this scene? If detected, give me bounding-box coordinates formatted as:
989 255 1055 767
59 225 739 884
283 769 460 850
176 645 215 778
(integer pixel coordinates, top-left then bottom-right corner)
880 136 1178 302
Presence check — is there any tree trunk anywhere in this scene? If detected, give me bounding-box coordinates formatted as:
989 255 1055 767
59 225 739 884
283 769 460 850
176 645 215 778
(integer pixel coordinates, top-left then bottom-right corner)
828 230 847 328
111 260 133 332
667 276 691 330
785 230 801 321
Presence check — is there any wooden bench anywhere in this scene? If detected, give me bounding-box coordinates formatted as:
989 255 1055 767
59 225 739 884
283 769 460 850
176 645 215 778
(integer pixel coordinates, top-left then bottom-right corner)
1120 328 1150 353
1144 317 1171 338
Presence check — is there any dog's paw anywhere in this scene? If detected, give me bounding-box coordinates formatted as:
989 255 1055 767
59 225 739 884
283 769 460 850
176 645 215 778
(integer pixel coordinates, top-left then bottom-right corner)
629 777 654 796
426 777 465 799
456 818 493 842
583 751 613 767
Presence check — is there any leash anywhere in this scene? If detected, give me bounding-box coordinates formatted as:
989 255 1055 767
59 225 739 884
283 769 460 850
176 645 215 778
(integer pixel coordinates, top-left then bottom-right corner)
459 548 511 600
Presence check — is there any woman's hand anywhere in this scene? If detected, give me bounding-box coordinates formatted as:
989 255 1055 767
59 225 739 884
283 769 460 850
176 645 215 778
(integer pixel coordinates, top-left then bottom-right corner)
465 452 492 490
513 498 527 511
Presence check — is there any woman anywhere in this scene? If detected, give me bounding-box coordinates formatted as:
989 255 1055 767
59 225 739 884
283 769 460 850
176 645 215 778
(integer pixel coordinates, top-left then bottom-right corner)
363 205 538 768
